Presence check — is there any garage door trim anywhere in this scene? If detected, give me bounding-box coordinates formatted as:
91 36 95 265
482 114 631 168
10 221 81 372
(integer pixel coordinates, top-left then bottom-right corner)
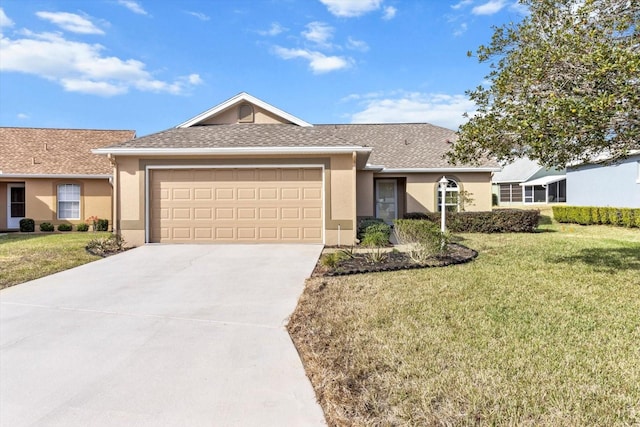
145 164 326 244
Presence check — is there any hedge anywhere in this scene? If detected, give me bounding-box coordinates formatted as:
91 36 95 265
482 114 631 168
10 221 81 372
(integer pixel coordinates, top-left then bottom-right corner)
403 209 540 233
552 205 640 228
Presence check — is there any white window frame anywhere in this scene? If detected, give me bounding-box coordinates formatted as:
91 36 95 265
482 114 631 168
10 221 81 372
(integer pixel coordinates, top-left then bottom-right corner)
437 179 460 212
57 184 81 220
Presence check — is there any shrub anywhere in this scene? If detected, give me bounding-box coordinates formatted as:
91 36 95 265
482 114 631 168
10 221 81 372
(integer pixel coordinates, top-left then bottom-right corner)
394 219 447 263
552 206 639 228
320 252 346 269
19 218 35 232
360 222 391 247
86 234 126 257
95 219 109 232
76 223 89 232
403 210 539 233
403 212 430 220
57 223 72 232
40 222 54 232
492 193 499 206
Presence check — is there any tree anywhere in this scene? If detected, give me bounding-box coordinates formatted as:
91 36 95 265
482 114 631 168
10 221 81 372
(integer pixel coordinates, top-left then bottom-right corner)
449 0 639 169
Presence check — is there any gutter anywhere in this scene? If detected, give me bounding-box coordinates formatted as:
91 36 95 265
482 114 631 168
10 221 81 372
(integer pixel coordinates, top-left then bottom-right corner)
378 167 502 173
92 146 372 156
0 173 111 179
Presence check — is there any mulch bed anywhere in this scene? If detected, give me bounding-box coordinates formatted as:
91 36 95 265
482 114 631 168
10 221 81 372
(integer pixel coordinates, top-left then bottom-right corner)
312 243 478 277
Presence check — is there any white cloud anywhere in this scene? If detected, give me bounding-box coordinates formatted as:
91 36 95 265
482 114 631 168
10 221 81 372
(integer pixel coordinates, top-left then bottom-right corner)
17 113 29 119
319 0 383 17
346 36 369 51
273 46 351 74
451 0 473 10
36 11 104 35
509 1 530 15
382 6 397 20
472 0 507 15
302 22 334 48
0 8 14 28
117 0 148 15
347 92 475 130
185 11 210 21
258 22 285 36
453 22 468 36
0 30 201 96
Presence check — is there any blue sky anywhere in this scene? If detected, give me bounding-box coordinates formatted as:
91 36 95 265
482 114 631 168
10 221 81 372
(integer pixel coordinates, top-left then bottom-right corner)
0 0 527 136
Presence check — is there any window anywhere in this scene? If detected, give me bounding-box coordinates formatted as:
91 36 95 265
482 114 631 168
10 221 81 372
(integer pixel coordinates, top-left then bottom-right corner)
523 185 546 203
499 183 522 203
437 179 459 212
238 104 254 123
58 184 80 219
637 161 640 183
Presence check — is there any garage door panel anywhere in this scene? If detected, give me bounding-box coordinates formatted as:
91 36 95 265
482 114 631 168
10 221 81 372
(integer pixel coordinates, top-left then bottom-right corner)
150 168 323 243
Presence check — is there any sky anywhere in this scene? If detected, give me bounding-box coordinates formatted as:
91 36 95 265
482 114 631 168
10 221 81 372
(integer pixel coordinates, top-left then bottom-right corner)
0 0 528 137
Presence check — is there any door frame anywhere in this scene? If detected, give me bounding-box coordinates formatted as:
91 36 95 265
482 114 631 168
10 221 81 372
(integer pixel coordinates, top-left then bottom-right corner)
375 179 398 223
7 183 26 229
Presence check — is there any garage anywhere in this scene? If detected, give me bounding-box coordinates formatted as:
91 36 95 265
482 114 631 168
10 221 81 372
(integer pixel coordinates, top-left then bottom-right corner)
149 167 324 243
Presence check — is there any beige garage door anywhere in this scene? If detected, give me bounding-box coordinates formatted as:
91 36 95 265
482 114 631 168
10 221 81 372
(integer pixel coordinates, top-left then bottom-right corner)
150 168 323 243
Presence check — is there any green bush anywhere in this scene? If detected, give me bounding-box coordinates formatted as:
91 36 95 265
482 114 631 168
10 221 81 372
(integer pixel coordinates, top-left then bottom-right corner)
95 219 109 232
492 193 499 206
552 206 639 228
39 222 54 232
357 217 391 245
320 252 346 269
57 223 72 232
403 210 540 233
361 226 391 247
19 218 35 232
76 223 89 232
394 219 447 263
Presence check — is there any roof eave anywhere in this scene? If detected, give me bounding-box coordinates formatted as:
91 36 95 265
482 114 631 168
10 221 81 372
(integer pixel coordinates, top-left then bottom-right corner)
0 173 111 179
92 146 371 156
378 167 501 173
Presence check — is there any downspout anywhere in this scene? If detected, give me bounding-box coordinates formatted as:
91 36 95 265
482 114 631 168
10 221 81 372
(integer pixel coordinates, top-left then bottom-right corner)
352 151 358 245
108 153 119 235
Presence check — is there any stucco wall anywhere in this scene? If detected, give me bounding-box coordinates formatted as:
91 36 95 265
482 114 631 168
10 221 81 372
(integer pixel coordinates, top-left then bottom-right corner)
113 154 357 246
201 105 291 125
567 157 640 208
0 178 112 230
403 172 493 213
355 171 374 217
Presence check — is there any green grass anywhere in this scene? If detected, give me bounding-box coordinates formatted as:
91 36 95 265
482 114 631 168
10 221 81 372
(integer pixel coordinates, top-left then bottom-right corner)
289 223 640 426
0 232 110 289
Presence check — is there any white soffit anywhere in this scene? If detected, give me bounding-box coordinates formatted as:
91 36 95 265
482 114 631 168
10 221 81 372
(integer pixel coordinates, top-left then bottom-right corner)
520 175 566 187
176 92 313 128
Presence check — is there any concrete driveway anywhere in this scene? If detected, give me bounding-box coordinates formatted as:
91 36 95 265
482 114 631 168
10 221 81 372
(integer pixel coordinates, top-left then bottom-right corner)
0 244 325 427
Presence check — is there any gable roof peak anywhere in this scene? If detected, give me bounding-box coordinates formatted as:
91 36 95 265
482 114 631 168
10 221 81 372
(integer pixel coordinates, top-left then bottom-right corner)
176 92 312 128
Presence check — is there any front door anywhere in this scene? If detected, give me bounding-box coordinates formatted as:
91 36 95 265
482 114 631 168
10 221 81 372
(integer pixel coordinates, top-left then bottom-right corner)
7 184 26 229
375 179 397 224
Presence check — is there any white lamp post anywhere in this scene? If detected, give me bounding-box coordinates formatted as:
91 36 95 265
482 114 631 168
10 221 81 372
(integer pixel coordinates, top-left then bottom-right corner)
439 176 448 233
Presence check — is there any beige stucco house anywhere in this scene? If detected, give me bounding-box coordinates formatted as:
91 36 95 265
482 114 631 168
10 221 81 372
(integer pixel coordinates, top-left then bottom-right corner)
95 93 499 246
0 127 135 231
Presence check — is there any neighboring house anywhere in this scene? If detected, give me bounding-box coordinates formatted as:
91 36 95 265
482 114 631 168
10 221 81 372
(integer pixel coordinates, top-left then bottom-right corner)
94 92 499 245
567 152 640 208
0 128 136 231
492 157 566 205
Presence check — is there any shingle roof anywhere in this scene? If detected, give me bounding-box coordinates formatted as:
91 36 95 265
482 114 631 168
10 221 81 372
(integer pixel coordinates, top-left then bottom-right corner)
0 127 135 175
102 123 498 170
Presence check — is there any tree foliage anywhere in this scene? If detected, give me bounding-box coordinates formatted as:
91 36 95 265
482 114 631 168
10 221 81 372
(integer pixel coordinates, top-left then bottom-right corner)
449 0 639 169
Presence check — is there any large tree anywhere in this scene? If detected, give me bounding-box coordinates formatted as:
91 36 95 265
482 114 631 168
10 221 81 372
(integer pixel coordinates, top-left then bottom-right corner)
449 0 639 169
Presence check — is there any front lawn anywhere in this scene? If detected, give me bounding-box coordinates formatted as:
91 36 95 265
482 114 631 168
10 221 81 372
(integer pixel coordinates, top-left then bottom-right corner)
0 232 110 289
289 223 640 426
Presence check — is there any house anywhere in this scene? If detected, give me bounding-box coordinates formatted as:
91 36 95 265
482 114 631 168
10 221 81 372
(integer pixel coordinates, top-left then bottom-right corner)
566 152 640 208
492 157 566 205
0 127 136 231
94 93 500 245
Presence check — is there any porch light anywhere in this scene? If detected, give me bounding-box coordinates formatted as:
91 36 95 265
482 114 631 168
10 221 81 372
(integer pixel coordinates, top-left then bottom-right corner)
439 176 448 233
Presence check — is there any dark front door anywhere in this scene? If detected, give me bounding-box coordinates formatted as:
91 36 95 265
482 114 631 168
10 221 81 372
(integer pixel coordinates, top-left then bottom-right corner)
8 184 25 229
